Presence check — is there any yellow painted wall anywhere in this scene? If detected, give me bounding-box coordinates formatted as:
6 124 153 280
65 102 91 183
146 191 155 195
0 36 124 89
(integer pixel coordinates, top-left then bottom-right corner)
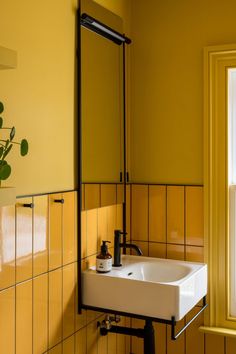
0 0 77 195
130 0 236 184
94 0 131 34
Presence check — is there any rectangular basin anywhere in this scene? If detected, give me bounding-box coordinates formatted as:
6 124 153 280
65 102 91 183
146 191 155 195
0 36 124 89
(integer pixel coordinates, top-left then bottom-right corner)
82 255 207 321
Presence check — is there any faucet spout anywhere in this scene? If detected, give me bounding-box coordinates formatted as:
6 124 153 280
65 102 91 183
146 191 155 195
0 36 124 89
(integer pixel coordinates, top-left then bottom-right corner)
120 243 143 256
113 229 143 267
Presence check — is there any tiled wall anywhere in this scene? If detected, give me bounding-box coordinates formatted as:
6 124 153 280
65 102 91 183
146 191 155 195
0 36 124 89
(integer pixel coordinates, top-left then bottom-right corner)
2 184 236 354
0 186 130 354
130 184 236 354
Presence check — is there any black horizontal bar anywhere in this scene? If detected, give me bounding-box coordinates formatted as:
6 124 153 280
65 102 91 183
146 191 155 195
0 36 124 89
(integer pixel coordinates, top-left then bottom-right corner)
80 13 131 45
103 324 145 338
171 297 208 340
82 304 173 325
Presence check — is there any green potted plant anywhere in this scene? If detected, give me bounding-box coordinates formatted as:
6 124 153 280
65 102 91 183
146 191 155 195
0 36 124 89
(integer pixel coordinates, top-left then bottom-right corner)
0 101 29 206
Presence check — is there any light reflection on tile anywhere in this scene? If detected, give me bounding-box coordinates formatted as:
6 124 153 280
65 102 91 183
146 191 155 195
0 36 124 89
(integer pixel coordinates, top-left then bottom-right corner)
0 205 15 290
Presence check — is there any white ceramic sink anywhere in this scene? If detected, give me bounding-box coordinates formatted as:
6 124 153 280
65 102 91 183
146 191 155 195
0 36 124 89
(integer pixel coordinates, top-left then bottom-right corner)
82 255 207 321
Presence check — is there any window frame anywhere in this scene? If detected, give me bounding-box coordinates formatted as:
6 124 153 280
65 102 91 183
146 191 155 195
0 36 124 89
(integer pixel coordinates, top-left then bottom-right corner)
203 44 236 335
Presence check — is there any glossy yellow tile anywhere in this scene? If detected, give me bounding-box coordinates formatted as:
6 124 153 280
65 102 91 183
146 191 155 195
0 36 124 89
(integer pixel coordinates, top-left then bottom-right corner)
186 307 204 354
98 322 108 354
33 195 48 276
63 335 75 354
75 191 78 262
131 318 144 354
107 331 117 354
75 263 87 331
0 205 15 290
87 320 98 354
83 255 96 270
0 287 15 354
63 263 75 339
85 184 100 210
205 333 225 354
107 205 117 247
149 242 166 258
186 186 204 246
63 192 76 265
48 343 62 354
186 246 204 262
117 316 126 354
16 280 32 354
167 244 185 260
101 184 116 206
126 184 131 241
33 273 48 354
167 318 185 354
131 241 148 256
49 193 63 270
82 183 85 211
117 203 123 230
81 211 87 259
167 186 184 244
97 206 108 252
117 183 124 204
131 184 148 241
125 317 131 353
49 268 62 348
226 337 236 354
75 327 86 354
16 198 33 283
154 323 166 354
86 309 103 325
149 185 166 243
87 208 98 256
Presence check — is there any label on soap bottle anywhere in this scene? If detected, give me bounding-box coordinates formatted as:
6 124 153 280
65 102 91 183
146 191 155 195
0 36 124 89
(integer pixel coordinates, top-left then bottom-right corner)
96 258 112 273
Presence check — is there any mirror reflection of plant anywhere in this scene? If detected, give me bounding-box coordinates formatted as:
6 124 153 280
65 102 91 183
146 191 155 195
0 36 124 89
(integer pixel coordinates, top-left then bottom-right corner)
0 101 29 187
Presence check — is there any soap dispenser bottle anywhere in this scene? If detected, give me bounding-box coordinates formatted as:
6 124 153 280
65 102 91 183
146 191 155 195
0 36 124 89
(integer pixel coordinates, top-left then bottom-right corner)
96 241 112 273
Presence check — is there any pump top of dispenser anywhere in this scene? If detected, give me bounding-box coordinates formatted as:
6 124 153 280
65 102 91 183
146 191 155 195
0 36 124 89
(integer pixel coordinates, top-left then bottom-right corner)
101 240 111 255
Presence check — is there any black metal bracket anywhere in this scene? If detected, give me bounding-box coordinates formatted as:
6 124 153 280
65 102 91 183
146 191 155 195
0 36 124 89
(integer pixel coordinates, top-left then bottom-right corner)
54 199 64 204
171 296 208 340
23 203 34 208
98 319 155 354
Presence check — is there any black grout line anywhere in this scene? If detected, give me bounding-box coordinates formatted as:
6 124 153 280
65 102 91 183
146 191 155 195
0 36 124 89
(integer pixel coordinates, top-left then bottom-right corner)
0 261 79 294
130 182 204 187
32 196 34 354
14 203 17 354
147 185 150 257
61 262 64 347
130 240 204 248
184 186 187 261
165 186 168 259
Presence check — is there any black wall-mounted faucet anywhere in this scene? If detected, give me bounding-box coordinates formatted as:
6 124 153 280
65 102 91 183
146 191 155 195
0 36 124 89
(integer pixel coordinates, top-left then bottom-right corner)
113 229 143 267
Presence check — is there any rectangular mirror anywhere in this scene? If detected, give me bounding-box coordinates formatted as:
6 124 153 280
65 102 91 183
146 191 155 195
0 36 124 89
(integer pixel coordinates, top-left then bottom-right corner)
81 0 124 184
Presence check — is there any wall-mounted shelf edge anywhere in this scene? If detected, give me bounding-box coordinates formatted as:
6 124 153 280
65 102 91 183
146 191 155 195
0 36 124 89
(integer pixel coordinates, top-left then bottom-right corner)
0 46 17 69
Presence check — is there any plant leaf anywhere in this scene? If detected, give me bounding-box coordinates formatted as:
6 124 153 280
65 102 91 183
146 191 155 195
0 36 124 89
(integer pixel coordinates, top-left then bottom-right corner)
20 139 29 156
0 160 7 167
0 147 3 159
0 102 4 114
0 163 11 180
10 127 15 141
5 139 9 149
2 144 13 160
0 117 3 128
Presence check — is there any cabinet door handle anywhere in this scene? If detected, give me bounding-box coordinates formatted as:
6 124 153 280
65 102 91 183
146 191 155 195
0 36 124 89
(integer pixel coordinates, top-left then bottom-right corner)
23 203 34 208
54 199 64 204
